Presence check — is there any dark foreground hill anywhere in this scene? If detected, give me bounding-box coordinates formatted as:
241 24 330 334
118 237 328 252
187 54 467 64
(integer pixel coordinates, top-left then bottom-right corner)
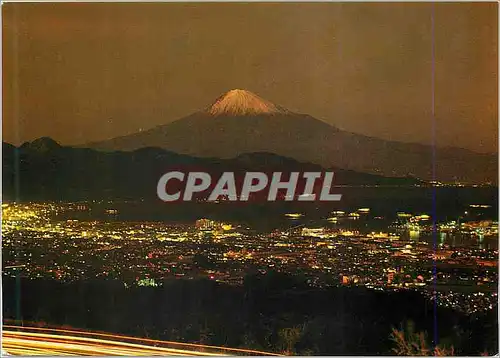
2 275 497 355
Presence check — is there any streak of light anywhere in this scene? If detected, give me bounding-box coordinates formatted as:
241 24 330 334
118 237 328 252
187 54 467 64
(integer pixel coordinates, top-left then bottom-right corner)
2 326 280 356
3 332 224 356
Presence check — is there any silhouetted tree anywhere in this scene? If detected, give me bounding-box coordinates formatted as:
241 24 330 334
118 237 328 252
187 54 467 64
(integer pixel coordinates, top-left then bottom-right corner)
278 324 306 355
390 321 455 356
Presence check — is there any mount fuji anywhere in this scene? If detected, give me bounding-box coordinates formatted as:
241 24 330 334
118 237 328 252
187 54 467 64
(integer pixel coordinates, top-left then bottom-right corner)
85 89 497 183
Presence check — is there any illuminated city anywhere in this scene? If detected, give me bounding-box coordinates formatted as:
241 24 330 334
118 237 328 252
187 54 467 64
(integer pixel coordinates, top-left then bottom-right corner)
3 201 497 316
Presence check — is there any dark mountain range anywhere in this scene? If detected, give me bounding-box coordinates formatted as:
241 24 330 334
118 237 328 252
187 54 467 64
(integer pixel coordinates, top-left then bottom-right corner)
85 89 497 184
3 137 420 202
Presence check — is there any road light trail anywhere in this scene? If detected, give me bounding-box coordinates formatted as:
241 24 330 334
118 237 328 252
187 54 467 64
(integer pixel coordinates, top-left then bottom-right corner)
2 326 281 356
2 331 228 356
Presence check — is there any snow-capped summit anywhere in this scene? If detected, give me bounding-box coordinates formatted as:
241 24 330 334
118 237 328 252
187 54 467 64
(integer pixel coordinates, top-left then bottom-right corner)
83 89 496 183
206 89 288 116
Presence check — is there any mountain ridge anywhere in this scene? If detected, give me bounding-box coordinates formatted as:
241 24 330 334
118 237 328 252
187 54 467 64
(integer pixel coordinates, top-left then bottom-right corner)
84 112 497 184
64 88 497 183
3 139 423 202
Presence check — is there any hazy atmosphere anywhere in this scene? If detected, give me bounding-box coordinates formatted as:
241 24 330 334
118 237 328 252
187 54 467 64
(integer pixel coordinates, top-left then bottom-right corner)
2 2 497 153
3 3 499 356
